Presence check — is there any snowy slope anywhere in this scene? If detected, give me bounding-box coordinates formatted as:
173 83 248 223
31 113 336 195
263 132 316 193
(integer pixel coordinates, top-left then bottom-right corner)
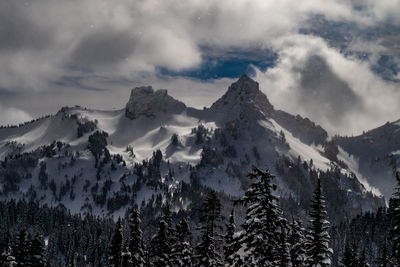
0 75 388 221
334 120 400 199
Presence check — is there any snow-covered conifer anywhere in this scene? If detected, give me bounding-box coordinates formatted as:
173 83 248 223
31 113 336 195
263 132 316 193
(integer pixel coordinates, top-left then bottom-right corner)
170 218 193 267
288 220 306 267
389 172 400 266
305 178 332 267
150 220 171 267
233 168 284 266
127 207 145 267
195 190 224 267
108 218 123 267
223 210 238 266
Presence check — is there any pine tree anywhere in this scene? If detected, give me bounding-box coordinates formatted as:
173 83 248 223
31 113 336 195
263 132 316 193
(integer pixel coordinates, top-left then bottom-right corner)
341 241 358 267
276 226 291 267
127 207 145 267
223 210 238 266
288 219 306 267
195 190 224 267
121 247 131 267
351 242 360 266
67 253 76 267
375 237 391 267
149 204 177 266
233 168 284 266
389 172 400 266
341 241 353 267
305 178 332 267
108 218 123 267
170 218 193 267
13 229 28 267
1 244 17 267
144 248 152 267
358 249 370 267
160 204 174 236
27 234 47 267
150 220 171 267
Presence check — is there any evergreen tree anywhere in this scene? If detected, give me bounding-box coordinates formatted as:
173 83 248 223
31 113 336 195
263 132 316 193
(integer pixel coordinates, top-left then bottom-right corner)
108 218 123 267
67 253 76 267
389 172 400 266
305 178 332 267
288 220 306 267
276 226 291 267
13 230 28 267
233 168 284 266
195 190 224 267
27 234 47 267
127 207 145 267
341 241 358 267
170 218 193 267
1 243 17 267
144 249 152 267
375 237 391 267
121 247 131 267
358 249 370 267
149 203 178 266
341 241 353 267
223 210 238 266
160 204 174 235
150 220 171 267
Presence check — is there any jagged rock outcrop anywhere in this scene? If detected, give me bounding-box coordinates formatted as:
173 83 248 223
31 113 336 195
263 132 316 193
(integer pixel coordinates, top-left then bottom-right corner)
209 74 327 145
209 74 274 122
125 86 186 120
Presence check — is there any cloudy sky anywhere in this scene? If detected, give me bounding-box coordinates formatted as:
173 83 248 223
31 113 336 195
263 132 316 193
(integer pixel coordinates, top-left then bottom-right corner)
1 0 399 135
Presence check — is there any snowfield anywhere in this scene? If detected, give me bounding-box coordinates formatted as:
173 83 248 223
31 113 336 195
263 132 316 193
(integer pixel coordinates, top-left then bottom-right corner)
0 75 396 218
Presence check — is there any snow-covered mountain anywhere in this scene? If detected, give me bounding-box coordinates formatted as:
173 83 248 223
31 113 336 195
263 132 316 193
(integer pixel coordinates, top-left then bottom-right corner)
0 75 396 222
334 120 400 199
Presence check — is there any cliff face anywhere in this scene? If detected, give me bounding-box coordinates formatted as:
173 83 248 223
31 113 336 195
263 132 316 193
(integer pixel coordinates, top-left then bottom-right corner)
125 86 186 120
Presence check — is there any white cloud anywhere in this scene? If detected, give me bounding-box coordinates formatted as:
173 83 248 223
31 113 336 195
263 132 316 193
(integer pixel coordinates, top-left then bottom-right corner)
0 105 33 126
255 34 400 135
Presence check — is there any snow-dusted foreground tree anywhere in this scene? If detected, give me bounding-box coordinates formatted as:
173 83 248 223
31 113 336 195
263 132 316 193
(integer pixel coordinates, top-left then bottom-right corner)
2 168 399 267
305 178 333 267
390 172 400 266
170 218 193 266
231 168 286 266
194 190 224 267
288 220 307 267
126 207 145 267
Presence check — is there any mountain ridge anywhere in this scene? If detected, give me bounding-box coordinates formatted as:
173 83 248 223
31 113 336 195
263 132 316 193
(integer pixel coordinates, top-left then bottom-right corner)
0 75 398 223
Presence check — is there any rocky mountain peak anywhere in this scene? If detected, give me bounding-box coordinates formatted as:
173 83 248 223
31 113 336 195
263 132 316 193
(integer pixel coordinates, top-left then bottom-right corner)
233 74 260 93
210 74 274 121
125 86 186 120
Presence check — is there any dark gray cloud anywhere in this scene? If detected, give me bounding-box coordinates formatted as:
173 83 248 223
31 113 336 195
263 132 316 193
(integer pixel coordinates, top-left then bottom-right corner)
71 29 136 66
297 55 364 126
0 2 53 52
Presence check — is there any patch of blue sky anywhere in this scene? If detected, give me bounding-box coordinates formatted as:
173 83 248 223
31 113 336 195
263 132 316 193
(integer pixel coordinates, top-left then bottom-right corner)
159 49 278 79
